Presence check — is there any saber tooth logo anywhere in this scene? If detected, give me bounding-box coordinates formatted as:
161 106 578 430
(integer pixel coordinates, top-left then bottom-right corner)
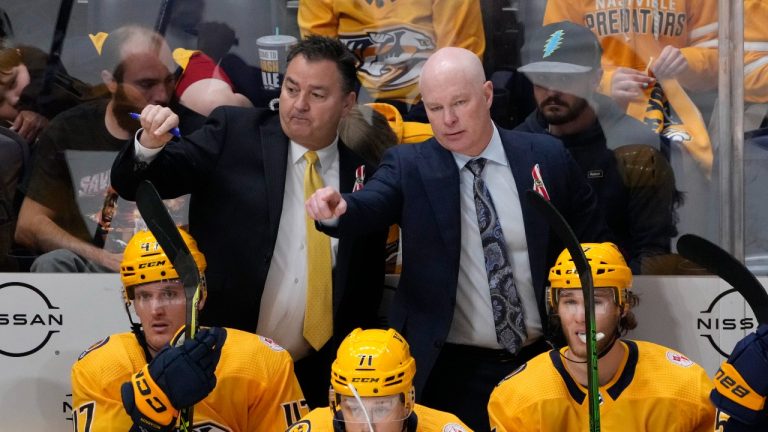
0 282 63 357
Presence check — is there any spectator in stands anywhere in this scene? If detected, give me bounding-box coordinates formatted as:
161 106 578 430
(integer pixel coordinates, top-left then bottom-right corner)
488 242 715 432
0 43 40 143
15 25 176 272
287 328 471 432
544 0 718 173
0 43 30 271
1 7 95 143
172 49 252 117
736 0 768 130
305 46 609 431
71 228 308 431
298 0 485 122
109 36 385 408
516 21 679 274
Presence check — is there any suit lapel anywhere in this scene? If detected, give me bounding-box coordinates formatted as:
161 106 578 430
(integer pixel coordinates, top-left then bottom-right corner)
338 142 357 193
259 115 289 237
417 140 461 259
502 131 549 302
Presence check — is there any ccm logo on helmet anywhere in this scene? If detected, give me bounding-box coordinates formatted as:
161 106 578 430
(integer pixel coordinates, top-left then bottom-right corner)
138 260 167 268
352 378 380 383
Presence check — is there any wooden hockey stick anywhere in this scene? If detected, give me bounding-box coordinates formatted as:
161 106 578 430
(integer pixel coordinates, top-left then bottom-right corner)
676 234 768 324
526 190 600 432
135 180 200 431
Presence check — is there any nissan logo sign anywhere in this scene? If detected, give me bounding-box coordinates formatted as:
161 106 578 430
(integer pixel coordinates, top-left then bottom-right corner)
0 282 63 357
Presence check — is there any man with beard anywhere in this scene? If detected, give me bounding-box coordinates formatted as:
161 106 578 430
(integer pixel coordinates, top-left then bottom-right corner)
488 242 715 431
15 25 175 272
515 21 679 274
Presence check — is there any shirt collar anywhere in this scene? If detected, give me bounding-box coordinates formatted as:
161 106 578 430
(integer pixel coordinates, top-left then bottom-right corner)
290 136 339 174
452 124 508 171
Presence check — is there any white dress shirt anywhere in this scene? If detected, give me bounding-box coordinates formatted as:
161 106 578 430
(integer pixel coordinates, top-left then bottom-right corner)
447 125 543 348
134 133 340 360
257 140 340 360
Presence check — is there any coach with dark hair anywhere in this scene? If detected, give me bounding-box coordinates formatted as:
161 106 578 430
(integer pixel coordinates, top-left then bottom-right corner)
110 35 386 407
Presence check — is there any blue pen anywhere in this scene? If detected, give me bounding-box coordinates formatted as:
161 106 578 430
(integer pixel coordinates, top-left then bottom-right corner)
129 112 181 138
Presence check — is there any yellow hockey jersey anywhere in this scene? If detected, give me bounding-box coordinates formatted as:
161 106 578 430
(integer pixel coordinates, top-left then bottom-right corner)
72 329 308 432
544 0 718 172
742 0 768 103
298 0 485 105
287 404 472 432
488 340 715 432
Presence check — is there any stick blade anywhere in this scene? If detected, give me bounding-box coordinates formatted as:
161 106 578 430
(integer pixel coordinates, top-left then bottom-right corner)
676 234 768 324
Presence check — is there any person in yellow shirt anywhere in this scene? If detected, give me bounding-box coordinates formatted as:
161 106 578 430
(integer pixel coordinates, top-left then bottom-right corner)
71 228 308 431
288 328 472 432
298 0 485 121
543 0 718 172
488 242 715 432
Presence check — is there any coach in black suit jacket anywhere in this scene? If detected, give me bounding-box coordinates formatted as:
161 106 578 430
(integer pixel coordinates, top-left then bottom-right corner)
111 37 385 409
306 47 610 430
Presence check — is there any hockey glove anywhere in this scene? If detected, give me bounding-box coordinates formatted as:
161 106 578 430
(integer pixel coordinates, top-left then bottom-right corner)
711 323 768 424
121 326 226 430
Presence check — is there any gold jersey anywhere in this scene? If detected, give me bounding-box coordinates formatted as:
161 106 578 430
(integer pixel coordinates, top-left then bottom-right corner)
72 329 308 432
287 404 472 432
489 340 715 432
298 0 484 105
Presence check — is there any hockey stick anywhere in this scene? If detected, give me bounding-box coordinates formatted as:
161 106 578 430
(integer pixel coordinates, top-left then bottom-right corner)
676 234 768 324
526 191 600 432
39 0 74 109
135 180 200 431
153 0 177 36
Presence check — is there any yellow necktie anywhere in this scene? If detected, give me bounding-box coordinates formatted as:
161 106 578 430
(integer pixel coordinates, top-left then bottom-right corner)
303 151 333 350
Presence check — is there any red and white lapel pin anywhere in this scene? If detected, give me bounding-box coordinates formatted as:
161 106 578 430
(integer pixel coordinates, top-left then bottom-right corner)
531 164 550 201
353 165 365 192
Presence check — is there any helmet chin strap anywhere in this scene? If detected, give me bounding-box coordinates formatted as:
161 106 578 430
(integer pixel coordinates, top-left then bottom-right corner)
124 301 153 361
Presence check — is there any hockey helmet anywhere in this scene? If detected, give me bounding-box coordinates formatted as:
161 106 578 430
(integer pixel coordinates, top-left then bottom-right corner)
330 328 416 421
120 229 206 304
547 242 632 310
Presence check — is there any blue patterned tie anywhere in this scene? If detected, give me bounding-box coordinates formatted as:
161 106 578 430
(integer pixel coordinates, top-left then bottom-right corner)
466 158 527 353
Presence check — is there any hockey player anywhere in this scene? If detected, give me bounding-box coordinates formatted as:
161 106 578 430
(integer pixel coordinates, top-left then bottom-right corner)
487 242 715 431
711 323 768 431
287 328 471 432
71 229 308 431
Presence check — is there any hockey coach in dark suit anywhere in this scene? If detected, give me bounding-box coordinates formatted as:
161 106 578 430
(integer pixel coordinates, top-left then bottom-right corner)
111 36 386 408
305 47 610 430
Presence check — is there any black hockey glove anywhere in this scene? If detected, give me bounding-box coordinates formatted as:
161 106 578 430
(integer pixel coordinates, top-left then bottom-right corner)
121 326 226 431
711 323 768 425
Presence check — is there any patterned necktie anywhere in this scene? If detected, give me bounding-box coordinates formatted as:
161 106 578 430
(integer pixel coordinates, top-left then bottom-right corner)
303 151 333 350
466 157 527 353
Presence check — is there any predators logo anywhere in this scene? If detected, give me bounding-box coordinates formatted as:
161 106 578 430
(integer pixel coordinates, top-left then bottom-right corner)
340 26 435 101
642 82 692 144
631 78 712 173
